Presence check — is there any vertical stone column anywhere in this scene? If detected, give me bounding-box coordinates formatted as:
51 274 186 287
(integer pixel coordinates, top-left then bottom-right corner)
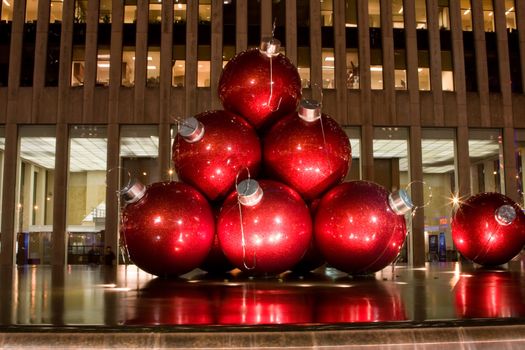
210 0 223 109
333 0 348 125
236 0 247 53
185 0 198 117
426 0 444 125
471 0 490 126
32 0 51 121
309 0 322 99
134 0 148 122
380 0 396 124
260 0 272 39
285 0 297 65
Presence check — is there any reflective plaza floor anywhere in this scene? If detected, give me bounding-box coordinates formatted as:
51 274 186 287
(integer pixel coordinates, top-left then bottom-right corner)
0 258 524 328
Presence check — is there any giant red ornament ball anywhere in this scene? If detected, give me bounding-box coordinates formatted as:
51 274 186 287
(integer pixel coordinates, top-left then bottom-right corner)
264 99 351 201
218 39 302 129
451 192 525 266
217 179 312 275
121 180 215 277
173 110 261 201
314 181 412 275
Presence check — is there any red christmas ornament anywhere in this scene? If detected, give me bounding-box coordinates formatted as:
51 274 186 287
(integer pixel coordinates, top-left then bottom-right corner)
218 284 314 325
199 234 234 274
217 179 312 275
263 99 351 201
314 181 412 275
121 180 215 277
173 110 261 201
218 39 302 129
451 192 525 266
454 271 525 319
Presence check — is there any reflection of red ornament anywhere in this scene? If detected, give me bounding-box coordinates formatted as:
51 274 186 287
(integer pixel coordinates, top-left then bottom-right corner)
217 179 312 275
125 279 214 325
451 192 525 266
173 110 261 201
314 181 411 275
218 39 301 129
199 234 234 274
218 284 313 325
263 100 351 201
121 180 215 277
454 271 525 318
315 281 407 323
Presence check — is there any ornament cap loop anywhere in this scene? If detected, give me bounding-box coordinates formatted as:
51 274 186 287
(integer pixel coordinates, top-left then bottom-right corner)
495 204 516 226
259 37 281 57
178 117 205 143
119 178 146 204
389 189 414 215
298 99 322 122
237 179 263 207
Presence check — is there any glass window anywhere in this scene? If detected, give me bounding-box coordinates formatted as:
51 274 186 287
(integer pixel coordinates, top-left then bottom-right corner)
149 0 161 24
460 0 472 31
147 49 160 87
469 129 504 194
505 0 516 30
124 0 137 24
439 0 450 30
395 49 407 90
122 49 135 87
16 126 56 265
373 127 410 262
199 0 211 24
370 49 383 90
50 0 63 23
369 0 380 28
96 50 110 86
174 1 187 23
197 46 211 87
1 0 13 21
346 49 359 89
99 0 112 23
67 126 107 265
344 127 361 181
172 45 185 87
483 0 494 32
71 47 85 86
415 1 427 29
516 130 525 208
421 128 457 262
441 51 454 91
21 18 37 86
298 47 311 89
321 0 333 27
74 0 88 24
322 49 335 89
120 125 160 188
45 20 61 86
345 0 357 27
392 0 404 29
418 51 430 91
25 0 38 23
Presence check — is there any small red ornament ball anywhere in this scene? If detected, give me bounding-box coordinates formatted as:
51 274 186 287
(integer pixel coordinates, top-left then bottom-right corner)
121 181 215 277
263 102 351 201
217 179 312 275
314 181 408 275
451 192 525 266
173 110 261 201
218 48 302 129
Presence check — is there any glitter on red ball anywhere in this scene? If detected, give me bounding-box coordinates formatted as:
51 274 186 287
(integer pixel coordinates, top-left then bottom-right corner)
263 101 351 201
121 181 215 277
314 181 409 275
217 179 312 275
451 192 525 266
172 110 261 201
218 47 302 129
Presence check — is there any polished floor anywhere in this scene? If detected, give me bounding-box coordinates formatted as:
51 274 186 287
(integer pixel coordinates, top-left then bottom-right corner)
0 258 524 329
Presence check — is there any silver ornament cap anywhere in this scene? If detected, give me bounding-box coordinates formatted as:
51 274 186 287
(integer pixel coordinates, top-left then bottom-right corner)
298 99 322 122
120 178 146 204
495 204 516 226
178 117 205 143
237 179 264 207
259 37 281 57
388 189 414 215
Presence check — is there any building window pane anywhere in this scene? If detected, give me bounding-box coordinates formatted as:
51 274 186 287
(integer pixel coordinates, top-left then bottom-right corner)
392 0 404 29
99 0 111 23
16 126 56 265
149 1 161 24
120 126 160 188
122 49 135 87
418 50 430 90
461 0 472 31
439 0 450 30
505 0 516 30
25 0 38 23
96 50 110 86
67 126 107 265
395 49 407 90
469 129 504 194
321 0 333 27
124 1 137 24
441 51 454 91
373 127 410 262
45 21 61 86
346 49 359 89
20 22 37 86
298 47 311 88
516 130 525 207
422 128 457 262
415 1 427 29
322 49 335 89
50 0 62 23
71 47 85 86
371 49 383 90
197 60 210 87
147 49 160 87
345 0 357 27
369 0 380 28
172 45 185 87
174 1 187 23
344 127 360 181
74 0 88 23
199 0 211 24
1 0 13 21
483 1 494 32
